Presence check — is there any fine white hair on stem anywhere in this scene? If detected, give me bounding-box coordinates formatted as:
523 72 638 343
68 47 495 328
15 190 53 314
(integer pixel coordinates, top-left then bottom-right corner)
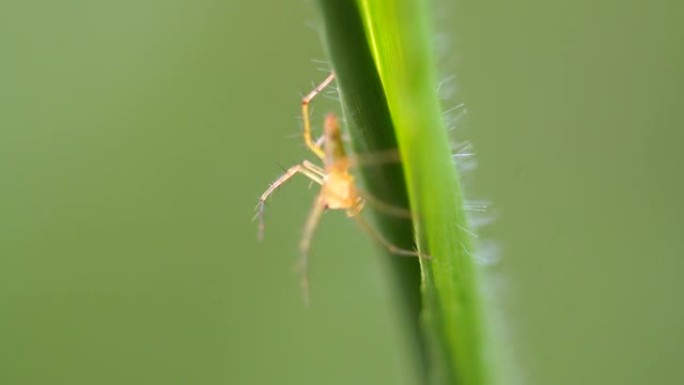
443 102 466 115
458 224 479 239
464 200 490 213
322 86 340 102
436 75 456 96
431 1 522 383
310 58 334 76
310 58 331 65
452 141 478 174
468 206 497 230
436 74 457 101
452 141 474 159
304 20 322 34
444 103 468 132
473 239 502 266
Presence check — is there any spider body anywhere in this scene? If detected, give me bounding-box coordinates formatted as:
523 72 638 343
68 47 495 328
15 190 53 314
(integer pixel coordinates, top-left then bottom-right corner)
256 73 422 303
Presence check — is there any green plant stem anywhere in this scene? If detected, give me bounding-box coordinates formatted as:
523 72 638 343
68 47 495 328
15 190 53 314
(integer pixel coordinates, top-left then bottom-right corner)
316 1 489 384
316 1 428 381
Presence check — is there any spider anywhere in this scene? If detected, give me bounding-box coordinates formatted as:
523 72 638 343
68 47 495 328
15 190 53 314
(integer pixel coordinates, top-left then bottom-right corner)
256 73 424 304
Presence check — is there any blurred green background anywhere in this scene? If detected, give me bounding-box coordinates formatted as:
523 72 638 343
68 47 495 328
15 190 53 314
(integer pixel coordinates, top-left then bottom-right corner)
1 1 682 385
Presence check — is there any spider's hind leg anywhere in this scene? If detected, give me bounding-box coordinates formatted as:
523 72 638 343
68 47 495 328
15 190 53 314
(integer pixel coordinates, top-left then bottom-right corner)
351 213 430 259
297 193 327 305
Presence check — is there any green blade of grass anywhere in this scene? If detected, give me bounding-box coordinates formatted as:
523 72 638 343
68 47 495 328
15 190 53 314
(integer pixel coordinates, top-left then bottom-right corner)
358 1 488 384
315 1 428 381
316 1 489 384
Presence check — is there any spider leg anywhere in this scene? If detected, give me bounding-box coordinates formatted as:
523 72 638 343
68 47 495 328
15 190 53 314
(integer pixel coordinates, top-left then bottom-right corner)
356 189 413 219
256 164 323 240
351 213 430 259
297 193 327 305
314 134 325 148
301 73 335 160
303 160 325 176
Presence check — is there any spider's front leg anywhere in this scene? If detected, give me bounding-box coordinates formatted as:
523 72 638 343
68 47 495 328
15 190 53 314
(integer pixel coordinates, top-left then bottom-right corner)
301 73 336 160
256 163 323 240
